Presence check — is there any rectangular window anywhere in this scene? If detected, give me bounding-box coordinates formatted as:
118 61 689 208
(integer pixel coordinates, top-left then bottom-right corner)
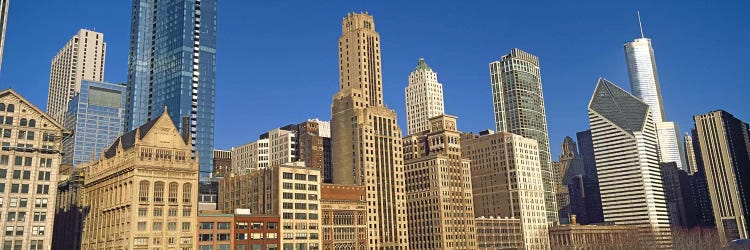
153 208 163 217
282 172 293 179
182 222 191 231
138 208 147 217
199 234 212 242
167 222 177 231
199 222 213 230
0 156 7 165
137 222 147 231
294 174 306 180
152 222 162 231
217 222 230 230
307 175 317 182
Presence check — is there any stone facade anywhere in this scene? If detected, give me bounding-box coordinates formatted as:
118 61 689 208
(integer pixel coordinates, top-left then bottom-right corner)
320 184 366 250
475 216 523 250
80 109 199 250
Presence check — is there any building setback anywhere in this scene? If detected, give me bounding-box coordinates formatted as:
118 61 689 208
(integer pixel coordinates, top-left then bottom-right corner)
404 58 444 135
0 89 65 250
587 78 671 247
403 115 476 249
126 0 217 175
46 29 106 124
462 130 550 250
80 110 199 249
62 80 126 167
330 12 409 248
693 110 750 243
489 48 557 224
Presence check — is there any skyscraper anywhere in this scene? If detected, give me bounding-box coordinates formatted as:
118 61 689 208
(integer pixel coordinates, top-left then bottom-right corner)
693 110 750 243
624 15 687 171
47 29 106 124
0 0 9 72
403 115 476 249
587 78 671 246
405 58 444 135
62 80 126 167
331 12 409 248
683 132 698 174
489 48 557 224
126 0 217 175
552 136 585 224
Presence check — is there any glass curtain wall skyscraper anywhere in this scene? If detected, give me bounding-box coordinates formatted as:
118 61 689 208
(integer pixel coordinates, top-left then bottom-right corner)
126 0 217 175
489 48 557 224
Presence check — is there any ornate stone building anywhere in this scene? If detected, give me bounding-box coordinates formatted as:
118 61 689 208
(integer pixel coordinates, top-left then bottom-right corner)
0 89 65 250
475 216 523 250
80 109 199 250
320 184 367 250
403 115 476 249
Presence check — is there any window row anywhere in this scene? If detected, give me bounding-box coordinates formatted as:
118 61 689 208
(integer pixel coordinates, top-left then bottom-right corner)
138 181 192 203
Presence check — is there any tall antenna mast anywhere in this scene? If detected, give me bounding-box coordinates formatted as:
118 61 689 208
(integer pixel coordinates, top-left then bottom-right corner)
637 11 645 38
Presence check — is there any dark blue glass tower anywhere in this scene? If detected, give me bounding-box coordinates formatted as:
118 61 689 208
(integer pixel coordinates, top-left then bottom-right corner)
126 0 216 176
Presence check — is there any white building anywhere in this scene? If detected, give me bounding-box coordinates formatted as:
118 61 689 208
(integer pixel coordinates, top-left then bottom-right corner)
46 29 106 124
308 119 330 138
656 122 687 170
405 58 444 135
588 78 671 247
231 138 269 174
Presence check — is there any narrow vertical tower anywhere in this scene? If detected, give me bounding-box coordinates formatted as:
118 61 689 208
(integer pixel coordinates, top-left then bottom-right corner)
0 0 9 72
47 29 106 124
405 58 444 135
489 48 557 224
331 12 409 249
126 0 217 175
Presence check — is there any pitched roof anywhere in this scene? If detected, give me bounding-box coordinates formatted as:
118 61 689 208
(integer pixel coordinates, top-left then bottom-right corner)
588 78 651 133
103 108 174 159
414 58 433 72
0 89 65 131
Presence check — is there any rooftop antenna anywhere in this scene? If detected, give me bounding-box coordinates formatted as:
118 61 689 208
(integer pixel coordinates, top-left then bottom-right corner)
637 11 645 38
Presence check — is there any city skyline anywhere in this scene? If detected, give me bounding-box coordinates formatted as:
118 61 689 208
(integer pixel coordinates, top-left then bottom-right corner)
0 1 748 160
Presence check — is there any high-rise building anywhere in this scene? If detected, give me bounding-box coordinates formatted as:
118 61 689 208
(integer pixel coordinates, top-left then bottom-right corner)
624 18 687 171
80 110 199 249
404 58 444 135
403 115 476 249
693 110 750 243
686 128 715 227
61 80 126 167
231 139 269 174
587 78 671 246
0 89 65 250
330 12 409 248
566 175 604 225
575 130 598 180
462 130 550 250
683 132 699 175
47 29 106 124
659 162 690 228
0 0 9 72
320 184 367 249
552 136 585 224
489 48 557 224
217 162 322 249
126 0 217 175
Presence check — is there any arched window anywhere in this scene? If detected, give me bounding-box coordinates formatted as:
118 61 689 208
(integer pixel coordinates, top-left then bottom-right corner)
139 181 150 202
20 119 27 127
168 182 178 203
154 181 164 203
6 104 14 112
28 120 36 127
182 183 192 203
0 103 5 111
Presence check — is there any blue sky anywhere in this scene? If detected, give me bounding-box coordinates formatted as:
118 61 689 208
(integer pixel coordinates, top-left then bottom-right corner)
1 1 748 158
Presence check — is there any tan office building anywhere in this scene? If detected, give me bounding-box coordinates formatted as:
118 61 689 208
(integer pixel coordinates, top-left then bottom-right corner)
320 184 367 250
330 12 409 249
403 115 476 249
475 216 524 250
0 89 65 250
462 130 550 250
548 221 634 249
46 29 106 124
80 109 198 250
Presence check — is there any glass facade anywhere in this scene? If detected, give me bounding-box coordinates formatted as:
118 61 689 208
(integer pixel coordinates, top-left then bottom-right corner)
126 0 217 175
63 80 127 167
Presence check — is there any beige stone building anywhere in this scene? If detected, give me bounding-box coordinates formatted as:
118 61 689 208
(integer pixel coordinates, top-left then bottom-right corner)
320 184 366 250
80 109 199 250
46 29 106 124
548 219 634 249
330 12 409 249
462 130 550 250
218 162 322 250
0 89 65 250
231 139 269 174
475 216 524 250
403 115 476 249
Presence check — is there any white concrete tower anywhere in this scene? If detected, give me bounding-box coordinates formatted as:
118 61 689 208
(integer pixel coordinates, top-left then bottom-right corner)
405 58 444 135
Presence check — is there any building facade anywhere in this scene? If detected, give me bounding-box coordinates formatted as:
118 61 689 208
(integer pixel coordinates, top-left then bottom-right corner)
231 139 269 174
404 58 444 135
552 137 585 224
52 167 85 250
80 110 199 250
212 149 231 178
47 29 106 124
126 0 217 175
62 80 126 167
693 110 750 243
489 48 556 224
548 222 634 249
566 175 604 225
659 162 690 229
475 216 523 250
330 12 409 249
403 115 476 249
0 89 65 250
320 184 367 250
587 78 671 247
462 130 550 250
197 212 234 250
197 211 281 250
0 0 8 72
